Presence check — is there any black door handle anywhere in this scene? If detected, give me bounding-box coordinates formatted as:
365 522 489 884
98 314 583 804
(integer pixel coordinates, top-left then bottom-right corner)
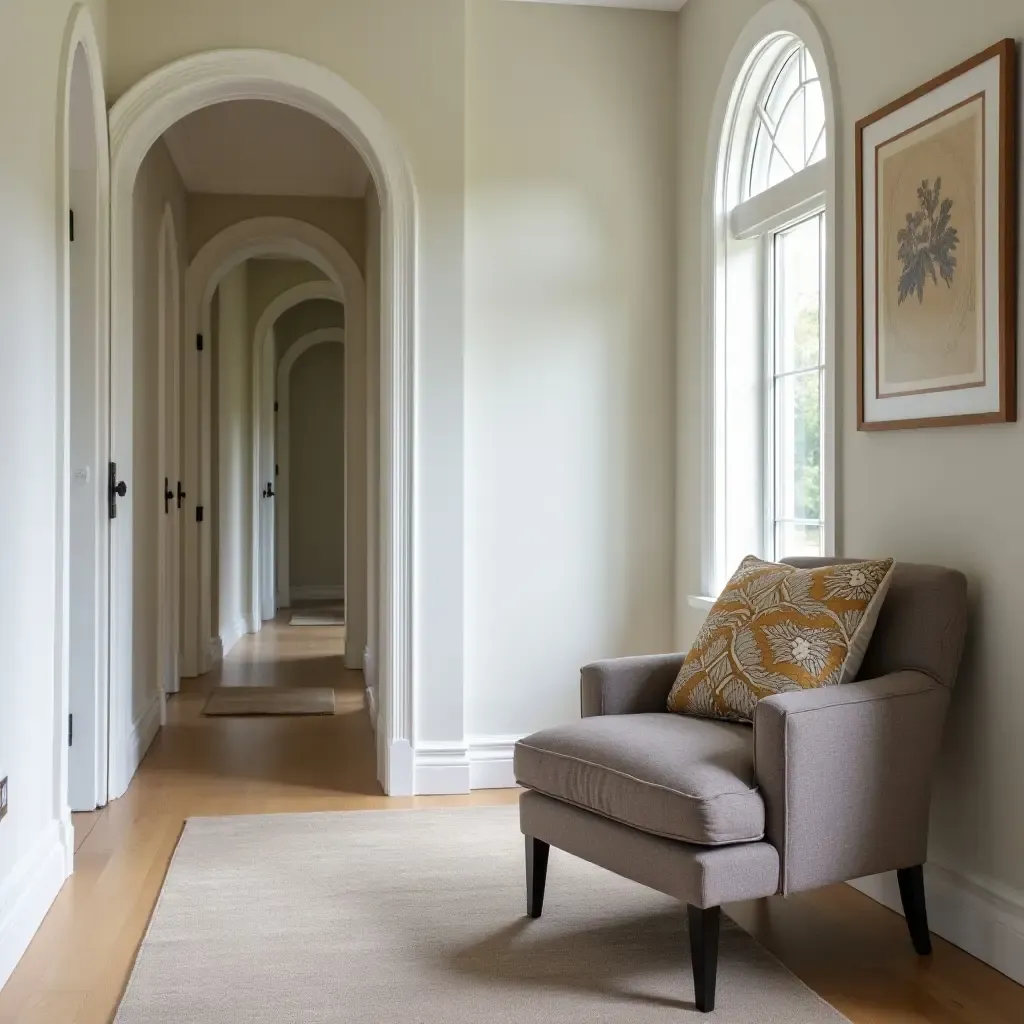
177 481 186 509
109 463 127 519
164 478 174 515
263 482 275 498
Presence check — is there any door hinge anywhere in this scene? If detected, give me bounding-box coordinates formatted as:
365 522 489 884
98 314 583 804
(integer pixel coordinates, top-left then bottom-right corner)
196 333 204 352
109 462 127 519
68 713 73 747
274 401 278 412
196 505 204 523
69 209 75 242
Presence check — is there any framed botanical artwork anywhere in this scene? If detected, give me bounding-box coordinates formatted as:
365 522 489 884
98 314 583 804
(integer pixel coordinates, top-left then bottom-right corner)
857 39 1017 430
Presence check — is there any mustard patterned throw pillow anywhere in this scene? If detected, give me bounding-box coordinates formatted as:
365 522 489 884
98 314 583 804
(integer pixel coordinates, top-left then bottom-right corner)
667 556 895 724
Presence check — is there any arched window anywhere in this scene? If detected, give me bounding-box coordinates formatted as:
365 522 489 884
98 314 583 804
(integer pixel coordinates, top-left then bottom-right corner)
701 6 836 600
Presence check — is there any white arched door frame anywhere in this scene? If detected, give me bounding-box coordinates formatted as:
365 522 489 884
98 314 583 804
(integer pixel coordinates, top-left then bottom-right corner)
181 221 363 679
110 50 415 799
249 279 344 629
276 329 347 617
156 204 181 710
57 4 109 824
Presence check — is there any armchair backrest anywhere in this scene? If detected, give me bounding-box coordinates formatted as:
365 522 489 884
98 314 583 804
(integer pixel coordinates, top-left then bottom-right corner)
782 558 968 688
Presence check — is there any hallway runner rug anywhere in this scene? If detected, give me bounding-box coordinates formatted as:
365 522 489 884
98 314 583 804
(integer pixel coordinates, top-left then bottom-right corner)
202 685 336 716
114 807 850 1023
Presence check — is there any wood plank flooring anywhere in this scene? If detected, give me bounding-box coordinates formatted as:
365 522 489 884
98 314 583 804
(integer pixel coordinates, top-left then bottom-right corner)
0 616 1020 1023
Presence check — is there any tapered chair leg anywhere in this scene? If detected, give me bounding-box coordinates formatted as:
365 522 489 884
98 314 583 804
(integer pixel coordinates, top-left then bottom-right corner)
897 865 932 955
525 836 550 919
687 904 721 1013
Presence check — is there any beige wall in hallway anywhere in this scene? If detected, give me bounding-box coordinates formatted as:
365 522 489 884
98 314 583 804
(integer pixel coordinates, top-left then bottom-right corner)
289 343 346 592
247 258 329 336
186 194 367 272
464 0 679 738
131 138 188 729
275 299 344 360
675 0 1024 902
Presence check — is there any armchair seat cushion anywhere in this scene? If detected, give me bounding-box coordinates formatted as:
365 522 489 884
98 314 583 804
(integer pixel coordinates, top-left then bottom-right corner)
514 713 764 846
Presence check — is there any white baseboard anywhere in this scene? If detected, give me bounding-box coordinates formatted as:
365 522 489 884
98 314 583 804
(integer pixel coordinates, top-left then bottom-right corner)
220 615 248 656
414 742 471 795
851 863 1024 985
291 585 344 602
412 735 522 794
0 820 72 991
206 635 223 667
365 684 378 729
128 692 162 780
468 735 520 790
384 737 414 797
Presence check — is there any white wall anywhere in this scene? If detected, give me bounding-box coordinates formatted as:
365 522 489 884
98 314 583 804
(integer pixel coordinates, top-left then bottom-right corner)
289 344 346 591
676 0 1024 981
464 1 679 739
0 0 109 992
216 262 251 651
131 138 187 737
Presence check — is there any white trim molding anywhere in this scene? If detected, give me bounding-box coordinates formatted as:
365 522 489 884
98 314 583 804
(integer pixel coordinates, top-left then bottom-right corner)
220 615 250 658
851 865 1024 986
413 735 522 794
56 3 110 818
109 50 417 798
0 821 73 992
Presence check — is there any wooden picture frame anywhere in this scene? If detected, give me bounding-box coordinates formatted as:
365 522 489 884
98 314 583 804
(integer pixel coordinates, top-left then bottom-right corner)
856 39 1017 430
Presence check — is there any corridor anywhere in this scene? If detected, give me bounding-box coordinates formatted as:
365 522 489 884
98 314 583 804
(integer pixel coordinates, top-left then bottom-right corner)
0 620 516 1024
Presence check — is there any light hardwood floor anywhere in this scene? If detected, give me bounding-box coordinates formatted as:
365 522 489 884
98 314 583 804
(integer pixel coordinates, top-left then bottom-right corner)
0 617 1020 1023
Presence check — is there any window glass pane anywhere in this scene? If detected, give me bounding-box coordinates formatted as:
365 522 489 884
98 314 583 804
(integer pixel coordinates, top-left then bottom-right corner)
803 47 819 83
775 369 821 524
776 521 823 560
749 121 772 199
774 95 804 176
775 216 821 374
804 82 825 165
764 49 799 124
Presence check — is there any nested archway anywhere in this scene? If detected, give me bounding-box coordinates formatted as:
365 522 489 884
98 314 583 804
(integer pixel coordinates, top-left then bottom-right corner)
180 219 365 679
276 328 347 619
108 50 416 798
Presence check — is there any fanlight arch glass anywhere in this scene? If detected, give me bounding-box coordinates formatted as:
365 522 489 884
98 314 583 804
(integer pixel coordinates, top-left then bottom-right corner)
745 41 825 200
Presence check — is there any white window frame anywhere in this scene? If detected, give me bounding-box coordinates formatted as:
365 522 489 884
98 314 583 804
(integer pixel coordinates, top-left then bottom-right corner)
692 0 837 608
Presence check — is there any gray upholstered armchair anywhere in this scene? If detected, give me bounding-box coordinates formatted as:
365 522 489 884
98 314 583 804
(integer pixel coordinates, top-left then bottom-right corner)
513 559 967 1012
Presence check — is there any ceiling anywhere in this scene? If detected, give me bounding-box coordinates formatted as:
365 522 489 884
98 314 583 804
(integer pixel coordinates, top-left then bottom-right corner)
506 0 687 10
162 100 370 197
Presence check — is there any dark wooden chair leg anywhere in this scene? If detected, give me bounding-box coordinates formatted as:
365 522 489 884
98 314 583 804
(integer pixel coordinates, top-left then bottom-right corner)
687 904 721 1013
525 836 550 919
897 865 932 955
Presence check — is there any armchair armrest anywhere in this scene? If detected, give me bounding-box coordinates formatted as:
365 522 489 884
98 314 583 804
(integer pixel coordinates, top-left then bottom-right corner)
580 653 685 717
754 671 950 894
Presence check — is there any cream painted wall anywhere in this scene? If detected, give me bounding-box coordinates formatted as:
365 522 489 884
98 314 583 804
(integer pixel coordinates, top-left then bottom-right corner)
131 138 188 731
275 300 344 360
247 258 328 334
676 0 1024 908
289 344 346 590
0 0 108 990
464 1 678 737
216 262 252 650
107 0 467 746
186 194 367 271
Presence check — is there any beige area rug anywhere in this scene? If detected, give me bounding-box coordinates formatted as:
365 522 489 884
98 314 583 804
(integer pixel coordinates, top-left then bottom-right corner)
114 808 849 1023
202 685 336 716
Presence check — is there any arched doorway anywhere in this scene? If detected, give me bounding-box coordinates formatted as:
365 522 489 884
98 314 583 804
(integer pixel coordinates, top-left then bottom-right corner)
57 5 110 815
108 51 416 797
